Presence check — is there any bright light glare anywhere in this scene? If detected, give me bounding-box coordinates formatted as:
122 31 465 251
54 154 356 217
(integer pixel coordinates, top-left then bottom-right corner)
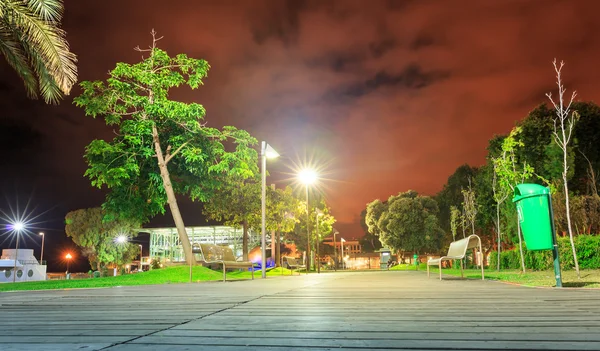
65 253 72 259
297 169 318 185
12 222 24 231
116 235 128 244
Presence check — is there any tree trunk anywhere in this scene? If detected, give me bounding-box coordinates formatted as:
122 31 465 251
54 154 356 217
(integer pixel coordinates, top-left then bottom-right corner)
496 204 501 271
516 220 526 273
563 178 581 278
242 220 249 261
151 125 195 265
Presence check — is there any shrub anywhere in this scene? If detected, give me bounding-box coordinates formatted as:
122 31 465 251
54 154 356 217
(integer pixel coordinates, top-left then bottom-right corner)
488 234 600 270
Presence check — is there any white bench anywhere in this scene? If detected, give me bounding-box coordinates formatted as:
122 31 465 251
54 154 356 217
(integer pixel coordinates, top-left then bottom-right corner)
195 244 255 282
427 234 484 281
283 256 306 275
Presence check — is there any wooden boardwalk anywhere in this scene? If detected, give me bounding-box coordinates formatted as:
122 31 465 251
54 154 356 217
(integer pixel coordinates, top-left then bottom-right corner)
1 270 599 350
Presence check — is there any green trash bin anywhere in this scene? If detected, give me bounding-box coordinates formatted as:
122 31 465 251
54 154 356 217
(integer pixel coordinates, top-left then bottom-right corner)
512 184 554 251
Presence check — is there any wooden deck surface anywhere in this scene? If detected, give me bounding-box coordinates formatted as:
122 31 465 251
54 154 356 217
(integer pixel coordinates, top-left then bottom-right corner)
1 270 599 350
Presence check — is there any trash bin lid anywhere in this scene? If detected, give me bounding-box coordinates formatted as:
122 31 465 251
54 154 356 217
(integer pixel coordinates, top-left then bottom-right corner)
512 183 550 203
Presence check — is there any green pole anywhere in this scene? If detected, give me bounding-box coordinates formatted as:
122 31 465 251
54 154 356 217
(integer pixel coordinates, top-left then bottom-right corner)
547 192 563 288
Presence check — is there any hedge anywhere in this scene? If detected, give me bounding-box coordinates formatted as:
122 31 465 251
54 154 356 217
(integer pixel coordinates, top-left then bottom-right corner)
488 235 600 270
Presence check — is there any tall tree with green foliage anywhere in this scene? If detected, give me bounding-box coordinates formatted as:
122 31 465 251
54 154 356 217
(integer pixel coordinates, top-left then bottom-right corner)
493 127 533 272
65 208 139 271
0 0 77 103
546 59 581 278
203 176 260 261
74 32 257 265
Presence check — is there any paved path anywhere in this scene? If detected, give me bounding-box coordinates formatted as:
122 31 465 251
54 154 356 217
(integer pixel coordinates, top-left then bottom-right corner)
1 271 599 350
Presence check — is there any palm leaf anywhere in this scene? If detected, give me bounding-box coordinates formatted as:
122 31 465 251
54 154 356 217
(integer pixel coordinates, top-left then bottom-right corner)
2 0 77 97
26 0 63 22
0 21 38 99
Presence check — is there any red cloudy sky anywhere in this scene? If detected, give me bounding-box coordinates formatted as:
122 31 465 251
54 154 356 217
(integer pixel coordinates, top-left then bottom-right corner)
3 0 600 239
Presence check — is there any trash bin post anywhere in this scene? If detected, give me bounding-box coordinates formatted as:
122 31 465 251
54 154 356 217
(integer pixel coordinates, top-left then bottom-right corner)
547 192 563 288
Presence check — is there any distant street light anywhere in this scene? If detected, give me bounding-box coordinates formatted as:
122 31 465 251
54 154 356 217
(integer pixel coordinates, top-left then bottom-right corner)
261 141 279 279
11 222 25 283
39 232 45 264
298 169 318 273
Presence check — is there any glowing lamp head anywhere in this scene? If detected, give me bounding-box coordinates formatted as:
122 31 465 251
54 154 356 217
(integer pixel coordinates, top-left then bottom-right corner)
12 222 24 232
65 253 72 259
298 169 318 185
116 235 128 244
263 142 279 159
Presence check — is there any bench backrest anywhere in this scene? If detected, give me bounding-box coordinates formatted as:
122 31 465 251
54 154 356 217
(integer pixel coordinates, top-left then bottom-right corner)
285 257 301 266
198 244 237 262
446 235 481 258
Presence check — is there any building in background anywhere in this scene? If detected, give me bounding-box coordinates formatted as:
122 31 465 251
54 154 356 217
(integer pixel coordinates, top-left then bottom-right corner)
0 249 47 283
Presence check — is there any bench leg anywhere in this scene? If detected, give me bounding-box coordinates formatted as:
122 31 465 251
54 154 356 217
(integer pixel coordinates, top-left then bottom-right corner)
222 263 226 283
460 259 464 278
439 261 442 280
427 264 430 278
251 266 254 280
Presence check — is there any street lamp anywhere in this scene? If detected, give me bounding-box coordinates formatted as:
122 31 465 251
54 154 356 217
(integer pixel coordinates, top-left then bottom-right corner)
332 228 339 271
65 253 72 275
315 209 323 274
115 235 128 274
340 237 346 270
298 169 318 273
11 222 25 283
261 141 279 279
139 244 143 272
39 232 45 264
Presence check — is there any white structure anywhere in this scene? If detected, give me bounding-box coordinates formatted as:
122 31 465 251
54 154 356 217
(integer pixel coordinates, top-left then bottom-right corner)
0 249 47 283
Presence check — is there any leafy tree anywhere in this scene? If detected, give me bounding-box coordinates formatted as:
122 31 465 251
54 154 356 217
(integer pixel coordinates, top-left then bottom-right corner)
546 59 581 278
288 196 335 270
64 208 139 271
449 206 460 241
491 162 510 270
435 164 478 234
203 175 260 260
365 199 387 237
264 186 302 265
74 33 257 265
380 191 443 254
461 180 477 236
493 126 534 273
0 0 77 103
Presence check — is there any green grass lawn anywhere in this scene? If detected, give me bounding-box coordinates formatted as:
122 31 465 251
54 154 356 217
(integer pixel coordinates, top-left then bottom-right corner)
421 266 600 288
0 266 294 292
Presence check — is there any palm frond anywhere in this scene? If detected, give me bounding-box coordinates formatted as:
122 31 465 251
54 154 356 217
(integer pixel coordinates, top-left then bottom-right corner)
0 22 38 98
2 0 77 96
26 0 63 22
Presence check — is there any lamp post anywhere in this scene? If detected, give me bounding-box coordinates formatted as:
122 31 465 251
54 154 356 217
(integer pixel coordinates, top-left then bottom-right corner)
261 141 279 279
315 209 323 274
298 169 317 273
332 229 339 271
340 237 346 270
39 232 45 265
65 253 72 277
139 244 143 272
12 222 24 283
115 235 127 275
